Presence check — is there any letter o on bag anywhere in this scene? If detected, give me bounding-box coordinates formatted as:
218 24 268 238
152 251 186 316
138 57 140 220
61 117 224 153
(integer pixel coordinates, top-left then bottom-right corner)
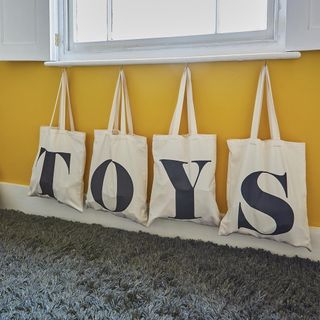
91 160 134 212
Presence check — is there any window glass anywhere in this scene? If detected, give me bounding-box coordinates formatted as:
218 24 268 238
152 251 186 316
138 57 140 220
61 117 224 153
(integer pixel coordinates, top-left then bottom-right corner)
217 0 268 34
111 0 216 40
73 0 108 43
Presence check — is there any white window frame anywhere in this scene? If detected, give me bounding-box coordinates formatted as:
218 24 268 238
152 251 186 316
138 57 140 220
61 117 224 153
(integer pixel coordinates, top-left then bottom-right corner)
49 0 292 65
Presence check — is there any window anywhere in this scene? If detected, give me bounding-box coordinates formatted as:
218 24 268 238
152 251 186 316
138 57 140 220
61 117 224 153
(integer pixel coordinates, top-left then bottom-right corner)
53 0 287 63
72 0 268 42
1 0 320 62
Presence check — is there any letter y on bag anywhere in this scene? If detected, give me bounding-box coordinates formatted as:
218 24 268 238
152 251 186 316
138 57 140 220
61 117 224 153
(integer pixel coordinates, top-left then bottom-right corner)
149 67 220 226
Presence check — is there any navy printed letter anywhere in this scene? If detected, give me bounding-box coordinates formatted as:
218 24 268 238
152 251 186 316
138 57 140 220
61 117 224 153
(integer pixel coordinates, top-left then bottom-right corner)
160 160 211 219
37 147 71 198
238 171 294 235
91 160 134 212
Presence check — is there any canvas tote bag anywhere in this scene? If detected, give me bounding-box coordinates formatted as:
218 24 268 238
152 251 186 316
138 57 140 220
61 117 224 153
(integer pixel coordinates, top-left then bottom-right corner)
86 71 148 225
219 65 311 249
149 67 220 226
29 69 86 212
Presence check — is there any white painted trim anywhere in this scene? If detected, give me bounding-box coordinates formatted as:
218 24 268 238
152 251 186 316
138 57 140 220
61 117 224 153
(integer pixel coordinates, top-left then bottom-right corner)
0 0 50 61
49 0 59 61
45 51 301 67
286 0 320 51
0 182 319 261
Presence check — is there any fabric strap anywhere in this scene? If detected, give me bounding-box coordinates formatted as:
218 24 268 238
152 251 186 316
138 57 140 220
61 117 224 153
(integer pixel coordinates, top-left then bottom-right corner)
50 69 75 131
250 65 280 140
107 70 134 135
169 67 198 135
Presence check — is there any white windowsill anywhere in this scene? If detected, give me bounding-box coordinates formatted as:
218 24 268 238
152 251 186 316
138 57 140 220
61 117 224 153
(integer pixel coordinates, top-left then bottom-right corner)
44 51 301 67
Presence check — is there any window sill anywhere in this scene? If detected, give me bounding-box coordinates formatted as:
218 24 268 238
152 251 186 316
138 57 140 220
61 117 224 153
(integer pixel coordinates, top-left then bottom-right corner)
44 51 301 67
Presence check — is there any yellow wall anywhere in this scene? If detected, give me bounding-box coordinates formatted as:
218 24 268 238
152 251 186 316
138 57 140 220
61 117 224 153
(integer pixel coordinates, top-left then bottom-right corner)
0 52 319 226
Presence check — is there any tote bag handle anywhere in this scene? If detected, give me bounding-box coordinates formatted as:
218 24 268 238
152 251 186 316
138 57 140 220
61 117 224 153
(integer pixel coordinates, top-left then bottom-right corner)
250 65 280 140
169 67 198 135
108 72 121 132
107 70 134 135
49 69 75 131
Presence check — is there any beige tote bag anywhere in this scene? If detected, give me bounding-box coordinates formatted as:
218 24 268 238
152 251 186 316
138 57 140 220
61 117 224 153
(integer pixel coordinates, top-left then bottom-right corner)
219 65 311 250
149 67 220 226
29 70 86 211
86 71 148 225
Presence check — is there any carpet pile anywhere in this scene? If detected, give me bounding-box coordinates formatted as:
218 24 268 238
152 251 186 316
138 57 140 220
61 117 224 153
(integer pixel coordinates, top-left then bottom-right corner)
0 209 319 319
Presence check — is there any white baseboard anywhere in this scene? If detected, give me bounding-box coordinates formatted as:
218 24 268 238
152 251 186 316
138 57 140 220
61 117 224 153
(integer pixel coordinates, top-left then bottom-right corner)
0 182 319 261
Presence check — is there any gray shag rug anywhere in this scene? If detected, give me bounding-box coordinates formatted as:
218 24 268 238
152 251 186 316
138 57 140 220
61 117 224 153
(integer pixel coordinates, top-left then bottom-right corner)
0 210 319 320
